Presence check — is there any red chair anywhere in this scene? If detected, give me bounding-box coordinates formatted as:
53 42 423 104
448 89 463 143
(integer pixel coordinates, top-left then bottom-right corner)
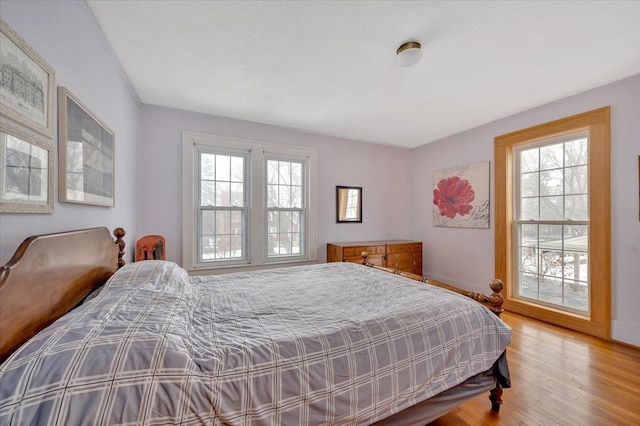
135 235 165 261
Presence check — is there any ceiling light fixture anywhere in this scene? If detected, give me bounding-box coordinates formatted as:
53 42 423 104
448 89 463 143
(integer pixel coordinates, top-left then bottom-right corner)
396 41 422 67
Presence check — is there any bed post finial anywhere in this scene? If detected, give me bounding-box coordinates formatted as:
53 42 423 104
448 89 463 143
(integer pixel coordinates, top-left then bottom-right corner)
488 279 505 317
113 227 125 268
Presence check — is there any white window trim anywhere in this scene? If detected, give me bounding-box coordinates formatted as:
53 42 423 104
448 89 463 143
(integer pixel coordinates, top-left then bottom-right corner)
182 131 317 272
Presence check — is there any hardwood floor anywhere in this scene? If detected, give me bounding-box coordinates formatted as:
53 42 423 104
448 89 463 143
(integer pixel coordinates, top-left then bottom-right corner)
429 311 640 426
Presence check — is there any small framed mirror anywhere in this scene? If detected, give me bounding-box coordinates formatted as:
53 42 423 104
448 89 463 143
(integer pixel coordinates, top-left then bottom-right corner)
336 186 362 223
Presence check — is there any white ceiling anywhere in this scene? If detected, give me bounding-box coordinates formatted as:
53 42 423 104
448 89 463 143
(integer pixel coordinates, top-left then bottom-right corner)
86 1 640 148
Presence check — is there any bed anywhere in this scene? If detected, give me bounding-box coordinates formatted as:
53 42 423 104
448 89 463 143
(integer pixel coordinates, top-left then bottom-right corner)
0 227 510 425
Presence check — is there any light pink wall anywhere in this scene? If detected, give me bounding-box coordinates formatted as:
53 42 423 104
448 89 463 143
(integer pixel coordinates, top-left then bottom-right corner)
1 0 636 346
0 1 140 264
410 75 640 345
138 106 412 264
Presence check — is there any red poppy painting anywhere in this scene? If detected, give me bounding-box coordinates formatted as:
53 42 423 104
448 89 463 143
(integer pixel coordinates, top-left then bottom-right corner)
433 176 475 218
432 162 490 228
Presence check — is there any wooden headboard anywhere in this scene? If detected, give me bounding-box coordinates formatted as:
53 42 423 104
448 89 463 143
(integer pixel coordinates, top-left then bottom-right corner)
0 227 125 363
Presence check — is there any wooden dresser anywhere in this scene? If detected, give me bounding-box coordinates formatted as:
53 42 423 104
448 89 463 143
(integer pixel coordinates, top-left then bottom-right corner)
327 240 422 276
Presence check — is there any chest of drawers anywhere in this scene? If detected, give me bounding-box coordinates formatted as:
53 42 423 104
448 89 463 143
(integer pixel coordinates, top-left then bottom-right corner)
327 240 422 276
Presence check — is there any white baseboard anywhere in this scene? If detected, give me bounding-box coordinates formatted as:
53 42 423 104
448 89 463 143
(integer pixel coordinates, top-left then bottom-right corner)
612 320 640 347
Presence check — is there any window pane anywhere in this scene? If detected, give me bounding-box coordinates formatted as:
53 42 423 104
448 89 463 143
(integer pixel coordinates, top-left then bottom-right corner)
267 160 278 184
201 235 215 260
521 148 539 173
291 185 302 208
291 232 301 254
521 198 539 220
231 182 244 207
565 138 587 167
201 181 215 206
540 196 563 220
540 169 563 196
539 224 563 281
230 235 243 257
541 250 564 278
279 161 291 185
268 210 278 232
291 162 302 185
202 210 215 234
279 211 291 232
216 181 230 206
267 184 278 208
215 155 230 181
201 153 215 179
564 279 588 310
564 165 587 195
217 234 230 258
521 172 539 197
279 186 290 208
215 210 230 234
290 211 300 232
540 224 563 241
230 156 243 182
519 246 538 274
540 144 563 170
521 223 538 245
538 275 562 305
565 195 588 220
231 210 243 235
519 272 539 299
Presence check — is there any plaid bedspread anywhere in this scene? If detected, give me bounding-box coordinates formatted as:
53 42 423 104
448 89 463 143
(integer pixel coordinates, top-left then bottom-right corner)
0 261 511 425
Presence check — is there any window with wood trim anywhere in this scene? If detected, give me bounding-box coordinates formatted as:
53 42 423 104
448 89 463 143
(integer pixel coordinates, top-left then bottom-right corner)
494 107 611 339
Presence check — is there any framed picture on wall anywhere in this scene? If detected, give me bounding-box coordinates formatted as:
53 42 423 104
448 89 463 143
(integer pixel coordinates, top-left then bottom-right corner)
432 161 490 228
0 18 55 138
0 120 55 213
58 86 115 207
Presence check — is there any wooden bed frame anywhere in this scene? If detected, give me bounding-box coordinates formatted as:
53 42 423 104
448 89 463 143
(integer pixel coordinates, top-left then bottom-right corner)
0 227 506 414
0 227 125 363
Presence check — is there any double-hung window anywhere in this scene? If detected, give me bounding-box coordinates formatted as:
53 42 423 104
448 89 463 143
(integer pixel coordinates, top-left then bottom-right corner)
198 148 247 263
266 157 304 257
495 107 611 339
183 132 317 271
514 133 589 313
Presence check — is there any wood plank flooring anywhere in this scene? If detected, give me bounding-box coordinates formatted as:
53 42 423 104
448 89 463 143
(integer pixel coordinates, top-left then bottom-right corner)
429 311 640 426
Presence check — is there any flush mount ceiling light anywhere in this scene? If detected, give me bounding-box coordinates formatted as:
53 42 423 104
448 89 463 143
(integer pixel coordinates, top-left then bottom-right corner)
396 41 422 67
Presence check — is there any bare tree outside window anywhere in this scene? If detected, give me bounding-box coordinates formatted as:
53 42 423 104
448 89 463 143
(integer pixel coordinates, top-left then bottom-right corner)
516 135 589 313
266 159 304 257
199 153 245 261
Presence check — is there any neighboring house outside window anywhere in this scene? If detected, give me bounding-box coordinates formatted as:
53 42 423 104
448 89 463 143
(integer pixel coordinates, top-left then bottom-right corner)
182 132 317 271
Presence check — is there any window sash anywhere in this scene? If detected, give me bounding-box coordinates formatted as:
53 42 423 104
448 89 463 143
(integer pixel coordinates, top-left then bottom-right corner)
512 219 590 314
198 206 247 262
266 207 305 258
196 147 249 266
265 157 307 260
512 132 590 315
